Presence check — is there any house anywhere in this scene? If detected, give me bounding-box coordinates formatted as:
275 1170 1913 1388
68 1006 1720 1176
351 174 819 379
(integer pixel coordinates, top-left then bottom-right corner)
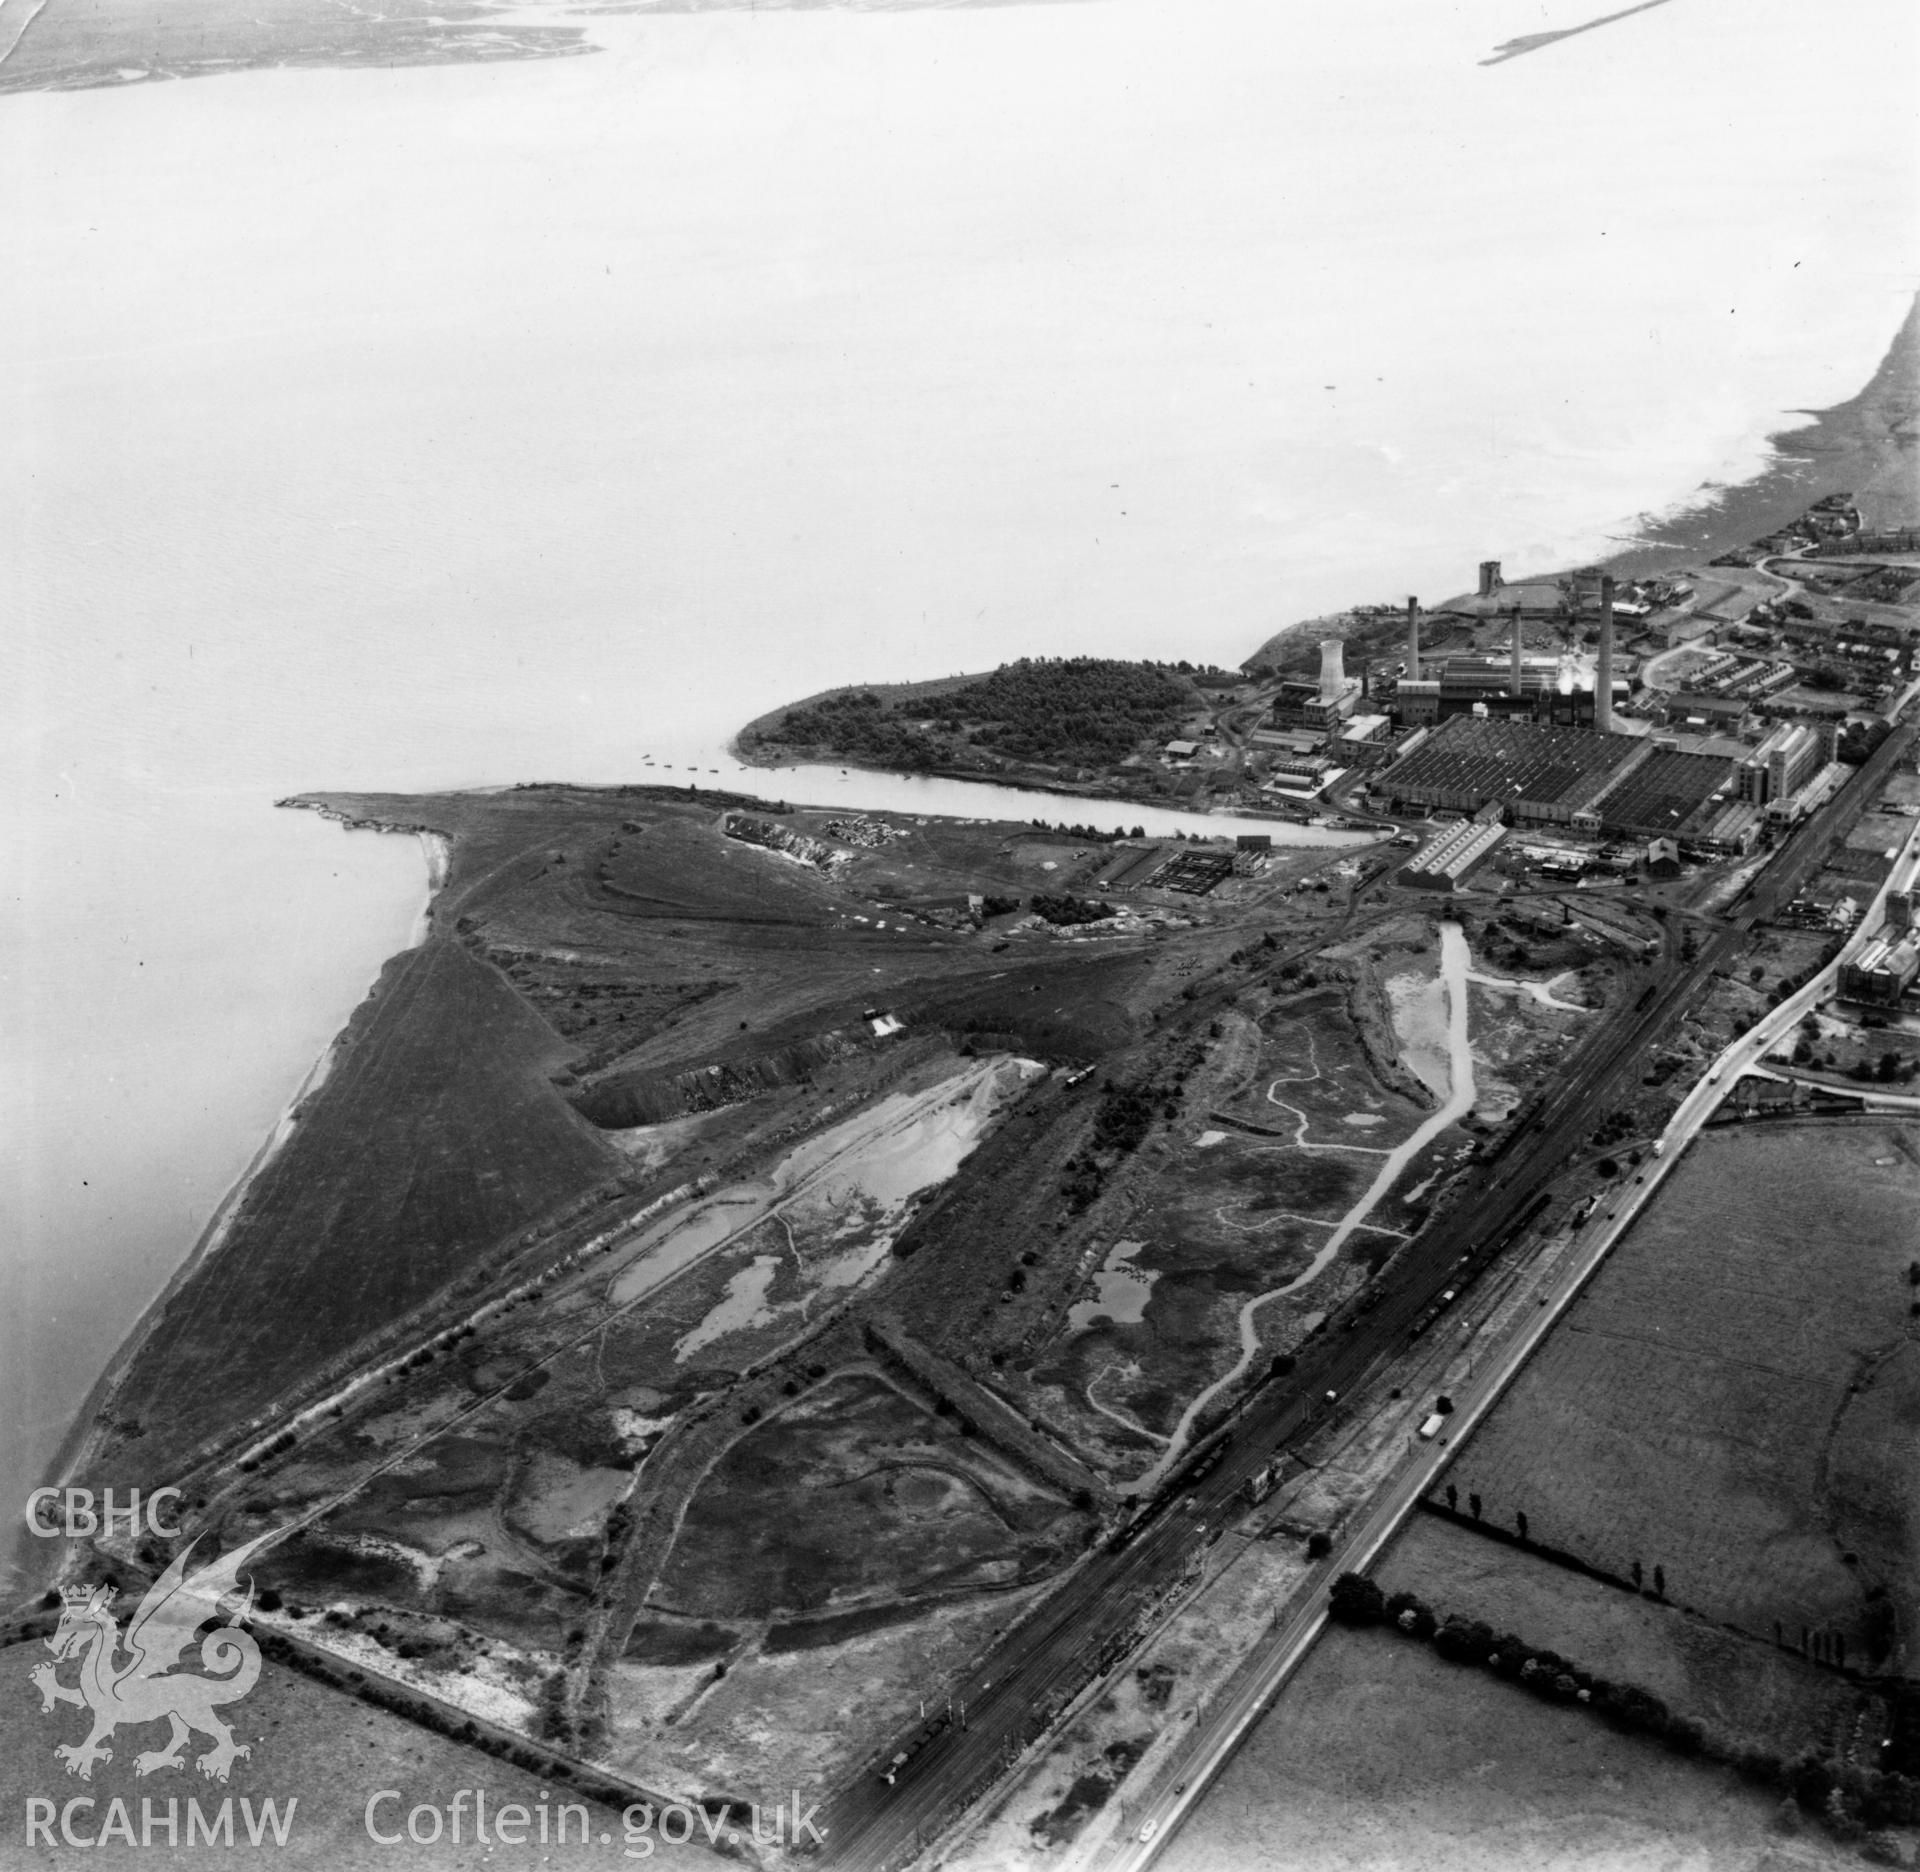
1731 1076 1798 1114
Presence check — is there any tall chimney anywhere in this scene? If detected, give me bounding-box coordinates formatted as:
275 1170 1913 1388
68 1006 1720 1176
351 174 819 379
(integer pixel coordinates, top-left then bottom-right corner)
1510 627 1524 698
1318 637 1346 705
1596 576 1616 733
1406 598 1421 681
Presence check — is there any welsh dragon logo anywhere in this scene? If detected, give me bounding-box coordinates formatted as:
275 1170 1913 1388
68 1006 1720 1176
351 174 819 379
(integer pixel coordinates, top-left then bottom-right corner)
31 1530 279 1782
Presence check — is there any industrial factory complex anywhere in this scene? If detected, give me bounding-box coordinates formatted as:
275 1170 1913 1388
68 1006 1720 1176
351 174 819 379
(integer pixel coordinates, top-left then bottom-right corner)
1239 550 1895 894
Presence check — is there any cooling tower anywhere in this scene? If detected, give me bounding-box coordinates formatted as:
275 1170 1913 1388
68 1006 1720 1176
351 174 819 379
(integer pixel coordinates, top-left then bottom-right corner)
1318 638 1346 704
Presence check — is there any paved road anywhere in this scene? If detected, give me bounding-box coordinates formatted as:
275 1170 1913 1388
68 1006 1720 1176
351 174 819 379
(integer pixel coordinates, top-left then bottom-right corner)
1096 754 1920 1869
814 718 1917 1872
1748 1066 1920 1111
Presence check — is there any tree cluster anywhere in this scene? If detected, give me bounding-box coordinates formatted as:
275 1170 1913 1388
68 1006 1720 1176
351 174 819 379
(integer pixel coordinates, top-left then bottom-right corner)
1056 1056 1194 1212
1843 1051 1919 1084
1027 818 1146 841
774 690 943 769
1327 1573 1920 1840
770 661 1199 770
936 658 1192 764
1029 893 1116 927
1838 718 1894 766
1090 1080 1160 1154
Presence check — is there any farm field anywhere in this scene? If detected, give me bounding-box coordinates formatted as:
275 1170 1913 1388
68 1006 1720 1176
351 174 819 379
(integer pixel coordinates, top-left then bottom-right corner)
1376 1513 1865 1763
1437 1120 1920 1666
1156 1623 1852 1872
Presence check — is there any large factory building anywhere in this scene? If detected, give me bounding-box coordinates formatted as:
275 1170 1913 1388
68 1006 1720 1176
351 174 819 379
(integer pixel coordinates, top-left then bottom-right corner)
1372 716 1762 851
1394 653 1627 730
1372 715 1642 827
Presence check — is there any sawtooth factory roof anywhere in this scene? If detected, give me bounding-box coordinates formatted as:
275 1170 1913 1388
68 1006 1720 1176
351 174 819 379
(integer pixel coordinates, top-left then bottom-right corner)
1380 715 1641 816
1592 746 1736 838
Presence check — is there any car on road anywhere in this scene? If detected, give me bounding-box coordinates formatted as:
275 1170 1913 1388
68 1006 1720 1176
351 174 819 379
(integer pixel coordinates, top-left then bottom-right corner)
1138 1818 1160 1843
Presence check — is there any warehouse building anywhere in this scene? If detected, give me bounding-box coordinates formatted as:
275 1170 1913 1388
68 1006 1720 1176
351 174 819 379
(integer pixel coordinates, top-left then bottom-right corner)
1400 818 1507 892
1840 936 1920 1006
1662 690 1752 734
1682 798 1764 855
1735 722 1828 806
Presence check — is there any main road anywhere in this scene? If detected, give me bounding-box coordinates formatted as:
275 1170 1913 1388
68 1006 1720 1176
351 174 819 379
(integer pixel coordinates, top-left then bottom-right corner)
814 715 1917 1872
1099 770 1920 1872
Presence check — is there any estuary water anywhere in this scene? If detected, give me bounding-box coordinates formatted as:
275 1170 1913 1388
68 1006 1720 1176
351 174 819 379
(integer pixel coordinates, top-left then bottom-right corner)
3 0 1916 1585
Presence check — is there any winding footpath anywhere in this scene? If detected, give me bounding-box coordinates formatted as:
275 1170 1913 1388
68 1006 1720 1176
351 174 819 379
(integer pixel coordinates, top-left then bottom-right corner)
1128 923 1478 1496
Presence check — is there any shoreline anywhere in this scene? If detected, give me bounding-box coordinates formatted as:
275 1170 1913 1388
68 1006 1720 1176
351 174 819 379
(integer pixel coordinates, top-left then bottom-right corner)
727 735 1325 823
3 817 449 1606
15 302 1914 1609
1572 290 1919 584
728 670 1196 810
730 293 1919 779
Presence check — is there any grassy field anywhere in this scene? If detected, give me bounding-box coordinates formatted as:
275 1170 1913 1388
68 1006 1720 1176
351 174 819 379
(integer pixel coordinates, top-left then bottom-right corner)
1438 1120 1920 1664
101 936 625 1472
1376 1513 1865 1763
1155 1623 1856 1872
